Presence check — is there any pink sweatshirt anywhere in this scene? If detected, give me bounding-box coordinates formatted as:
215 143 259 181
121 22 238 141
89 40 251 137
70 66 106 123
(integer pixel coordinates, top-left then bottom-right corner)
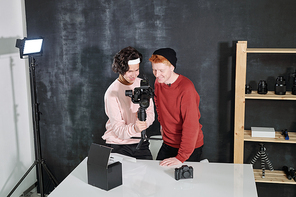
102 78 155 144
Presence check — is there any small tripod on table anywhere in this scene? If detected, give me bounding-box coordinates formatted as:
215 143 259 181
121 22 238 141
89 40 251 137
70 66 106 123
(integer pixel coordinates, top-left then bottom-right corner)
250 143 274 178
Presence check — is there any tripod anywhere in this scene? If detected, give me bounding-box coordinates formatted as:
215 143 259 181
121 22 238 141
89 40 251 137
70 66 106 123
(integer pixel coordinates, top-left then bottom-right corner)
250 143 274 178
8 57 58 197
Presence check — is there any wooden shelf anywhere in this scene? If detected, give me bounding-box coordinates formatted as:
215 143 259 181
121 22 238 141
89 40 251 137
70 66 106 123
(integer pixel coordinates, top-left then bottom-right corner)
244 130 296 143
234 41 296 185
246 48 296 53
245 91 296 100
253 169 296 184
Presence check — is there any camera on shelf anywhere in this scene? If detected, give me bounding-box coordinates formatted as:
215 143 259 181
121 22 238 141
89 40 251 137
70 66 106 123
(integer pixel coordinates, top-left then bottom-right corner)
175 165 193 180
275 76 286 95
245 84 252 94
283 166 296 181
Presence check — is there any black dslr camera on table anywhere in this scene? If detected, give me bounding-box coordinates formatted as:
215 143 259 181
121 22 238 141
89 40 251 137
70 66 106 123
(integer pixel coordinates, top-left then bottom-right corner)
125 78 158 149
175 165 194 180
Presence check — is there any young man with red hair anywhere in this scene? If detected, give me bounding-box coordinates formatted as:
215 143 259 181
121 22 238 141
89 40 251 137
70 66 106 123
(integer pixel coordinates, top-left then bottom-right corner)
149 48 204 166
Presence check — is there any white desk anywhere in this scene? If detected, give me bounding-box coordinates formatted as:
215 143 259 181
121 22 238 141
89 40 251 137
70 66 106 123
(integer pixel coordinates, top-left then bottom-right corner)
48 156 257 197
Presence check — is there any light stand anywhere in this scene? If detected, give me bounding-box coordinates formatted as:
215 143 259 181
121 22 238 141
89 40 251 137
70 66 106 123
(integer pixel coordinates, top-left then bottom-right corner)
9 38 58 197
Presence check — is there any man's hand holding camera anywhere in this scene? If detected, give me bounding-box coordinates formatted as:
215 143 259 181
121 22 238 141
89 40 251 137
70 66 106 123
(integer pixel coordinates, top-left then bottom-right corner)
160 157 182 166
135 119 147 133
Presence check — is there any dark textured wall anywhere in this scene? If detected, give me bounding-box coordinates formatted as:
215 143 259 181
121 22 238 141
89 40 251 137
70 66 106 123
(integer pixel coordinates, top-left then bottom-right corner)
25 0 296 196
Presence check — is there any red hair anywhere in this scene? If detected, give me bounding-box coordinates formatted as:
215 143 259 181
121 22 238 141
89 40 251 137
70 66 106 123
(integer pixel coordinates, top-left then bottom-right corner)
149 54 171 66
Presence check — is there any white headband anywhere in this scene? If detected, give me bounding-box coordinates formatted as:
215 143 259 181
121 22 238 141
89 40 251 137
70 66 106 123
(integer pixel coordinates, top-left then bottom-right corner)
128 58 140 65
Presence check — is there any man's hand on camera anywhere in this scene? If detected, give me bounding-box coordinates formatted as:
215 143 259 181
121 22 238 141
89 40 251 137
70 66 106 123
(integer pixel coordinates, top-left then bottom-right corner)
159 157 182 166
135 119 147 133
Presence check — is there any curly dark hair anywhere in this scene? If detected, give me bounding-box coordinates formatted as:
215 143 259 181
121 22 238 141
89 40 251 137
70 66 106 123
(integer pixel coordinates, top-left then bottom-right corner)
112 46 143 75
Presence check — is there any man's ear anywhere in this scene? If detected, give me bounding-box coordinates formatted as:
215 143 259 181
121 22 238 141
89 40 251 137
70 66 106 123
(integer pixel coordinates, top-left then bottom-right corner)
170 64 175 72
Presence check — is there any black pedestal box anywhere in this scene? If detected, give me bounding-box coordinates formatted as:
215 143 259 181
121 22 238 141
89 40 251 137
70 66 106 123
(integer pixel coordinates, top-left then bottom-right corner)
87 143 122 191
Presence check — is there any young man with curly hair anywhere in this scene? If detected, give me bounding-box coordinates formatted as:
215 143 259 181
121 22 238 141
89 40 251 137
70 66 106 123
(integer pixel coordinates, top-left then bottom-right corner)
102 46 155 159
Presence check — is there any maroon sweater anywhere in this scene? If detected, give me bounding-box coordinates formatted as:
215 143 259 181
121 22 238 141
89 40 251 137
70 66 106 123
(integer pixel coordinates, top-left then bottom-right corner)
154 75 204 162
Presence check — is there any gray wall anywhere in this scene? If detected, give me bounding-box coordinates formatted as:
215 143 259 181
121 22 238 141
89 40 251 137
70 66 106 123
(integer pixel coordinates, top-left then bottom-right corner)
0 1 36 197
25 0 296 196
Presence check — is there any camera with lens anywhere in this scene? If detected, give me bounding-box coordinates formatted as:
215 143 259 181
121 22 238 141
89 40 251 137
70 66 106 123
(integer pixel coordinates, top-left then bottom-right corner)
283 166 296 181
125 78 154 149
125 79 154 109
125 78 160 149
275 76 286 95
175 165 193 180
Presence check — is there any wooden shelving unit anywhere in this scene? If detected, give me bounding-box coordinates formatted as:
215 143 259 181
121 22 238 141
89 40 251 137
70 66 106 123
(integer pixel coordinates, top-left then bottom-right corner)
234 41 296 184
254 169 296 184
245 91 296 100
244 130 296 143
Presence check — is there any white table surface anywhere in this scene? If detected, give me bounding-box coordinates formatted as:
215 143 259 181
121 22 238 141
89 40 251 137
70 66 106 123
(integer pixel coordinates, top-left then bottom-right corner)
48 155 257 197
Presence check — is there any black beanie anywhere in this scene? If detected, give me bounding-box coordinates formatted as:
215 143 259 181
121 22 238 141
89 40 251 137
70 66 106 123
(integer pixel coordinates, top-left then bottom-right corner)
153 48 177 68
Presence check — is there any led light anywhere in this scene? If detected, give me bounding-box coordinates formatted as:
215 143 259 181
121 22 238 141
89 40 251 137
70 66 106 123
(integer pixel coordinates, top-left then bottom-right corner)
16 37 44 58
23 39 43 55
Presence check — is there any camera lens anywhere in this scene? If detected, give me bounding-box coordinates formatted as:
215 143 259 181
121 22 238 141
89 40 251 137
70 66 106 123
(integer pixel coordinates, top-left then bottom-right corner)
258 80 268 94
275 76 286 95
245 84 252 94
182 171 191 178
140 98 149 108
